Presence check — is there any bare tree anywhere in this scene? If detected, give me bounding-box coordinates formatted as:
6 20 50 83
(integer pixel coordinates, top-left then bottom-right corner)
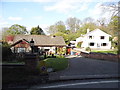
83 17 94 24
97 18 106 26
101 2 119 19
66 17 81 33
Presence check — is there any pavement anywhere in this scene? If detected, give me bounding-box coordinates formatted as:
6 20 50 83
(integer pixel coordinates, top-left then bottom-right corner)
49 55 119 81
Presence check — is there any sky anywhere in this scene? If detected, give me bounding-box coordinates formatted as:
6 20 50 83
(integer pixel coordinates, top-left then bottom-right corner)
0 0 119 34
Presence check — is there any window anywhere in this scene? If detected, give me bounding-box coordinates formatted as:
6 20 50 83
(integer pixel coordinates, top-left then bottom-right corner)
18 48 26 53
101 43 107 46
100 36 105 39
89 42 94 46
89 36 93 39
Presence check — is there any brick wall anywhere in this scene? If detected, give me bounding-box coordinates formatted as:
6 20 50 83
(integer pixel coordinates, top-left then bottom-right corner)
80 52 119 62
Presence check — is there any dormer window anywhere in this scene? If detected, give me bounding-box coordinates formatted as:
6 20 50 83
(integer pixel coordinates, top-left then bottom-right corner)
100 36 105 39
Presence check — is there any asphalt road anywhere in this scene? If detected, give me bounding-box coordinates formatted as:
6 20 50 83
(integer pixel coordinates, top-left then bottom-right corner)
49 56 119 80
28 79 119 89
4 56 119 89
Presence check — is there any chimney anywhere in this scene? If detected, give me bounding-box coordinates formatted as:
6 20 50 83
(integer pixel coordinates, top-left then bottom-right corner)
87 28 90 33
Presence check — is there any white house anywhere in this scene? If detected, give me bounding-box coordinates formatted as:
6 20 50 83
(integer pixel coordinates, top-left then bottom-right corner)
75 28 112 50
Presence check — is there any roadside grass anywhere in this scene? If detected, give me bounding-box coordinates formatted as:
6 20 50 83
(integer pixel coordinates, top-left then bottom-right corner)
44 57 68 71
3 56 69 86
91 50 118 54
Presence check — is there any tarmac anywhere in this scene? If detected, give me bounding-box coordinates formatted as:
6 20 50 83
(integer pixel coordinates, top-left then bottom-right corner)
48 55 119 81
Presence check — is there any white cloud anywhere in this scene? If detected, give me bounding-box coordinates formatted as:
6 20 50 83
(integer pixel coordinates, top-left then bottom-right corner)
44 0 77 13
76 3 89 12
8 16 22 21
0 16 10 28
89 3 103 16
88 3 107 20
0 21 9 28
44 0 90 14
44 0 117 14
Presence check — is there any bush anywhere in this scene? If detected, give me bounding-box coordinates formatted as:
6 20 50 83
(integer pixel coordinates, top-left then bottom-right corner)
57 47 66 55
85 47 91 52
77 42 82 48
2 46 13 61
2 42 13 61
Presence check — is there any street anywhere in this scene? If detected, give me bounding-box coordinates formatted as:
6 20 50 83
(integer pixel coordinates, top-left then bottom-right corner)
28 79 119 89
49 56 118 81
4 56 119 89
28 56 119 89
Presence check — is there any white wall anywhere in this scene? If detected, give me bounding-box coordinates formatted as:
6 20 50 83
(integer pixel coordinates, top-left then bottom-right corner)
76 29 111 49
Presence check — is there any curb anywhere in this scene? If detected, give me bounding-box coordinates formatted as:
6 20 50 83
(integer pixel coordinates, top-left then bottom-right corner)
49 74 119 81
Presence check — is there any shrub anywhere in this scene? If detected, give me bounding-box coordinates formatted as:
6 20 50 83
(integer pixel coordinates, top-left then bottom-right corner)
77 42 82 48
85 47 91 52
57 47 66 55
2 42 13 61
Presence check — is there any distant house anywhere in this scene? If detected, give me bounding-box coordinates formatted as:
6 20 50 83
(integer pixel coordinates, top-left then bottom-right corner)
5 35 14 45
69 41 76 47
75 29 112 50
10 35 66 53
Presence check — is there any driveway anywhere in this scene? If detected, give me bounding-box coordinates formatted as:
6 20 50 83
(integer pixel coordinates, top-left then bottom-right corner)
49 56 119 80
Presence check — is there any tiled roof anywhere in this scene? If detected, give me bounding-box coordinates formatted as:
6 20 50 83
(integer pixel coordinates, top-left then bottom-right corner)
13 35 66 47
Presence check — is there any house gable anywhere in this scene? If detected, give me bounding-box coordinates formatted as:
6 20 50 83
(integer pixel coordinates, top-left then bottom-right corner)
84 29 111 37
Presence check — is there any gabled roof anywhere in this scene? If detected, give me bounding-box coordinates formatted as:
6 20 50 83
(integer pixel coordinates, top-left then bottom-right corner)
84 28 111 37
11 39 29 47
12 35 66 47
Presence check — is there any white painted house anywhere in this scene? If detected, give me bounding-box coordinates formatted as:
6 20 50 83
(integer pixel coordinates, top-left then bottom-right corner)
75 28 112 50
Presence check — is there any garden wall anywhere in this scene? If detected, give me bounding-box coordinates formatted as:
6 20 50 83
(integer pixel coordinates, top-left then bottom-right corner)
80 52 120 62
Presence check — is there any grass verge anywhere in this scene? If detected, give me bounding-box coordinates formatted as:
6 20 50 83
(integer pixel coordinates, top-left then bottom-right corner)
44 58 68 72
91 50 117 54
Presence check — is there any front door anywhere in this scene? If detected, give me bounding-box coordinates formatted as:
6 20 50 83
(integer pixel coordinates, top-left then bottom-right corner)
97 43 100 48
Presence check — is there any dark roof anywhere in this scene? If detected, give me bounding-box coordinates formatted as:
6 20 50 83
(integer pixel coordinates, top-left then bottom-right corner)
11 39 28 47
13 35 66 47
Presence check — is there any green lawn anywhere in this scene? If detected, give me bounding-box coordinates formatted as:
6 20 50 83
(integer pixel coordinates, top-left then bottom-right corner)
91 50 118 54
44 58 68 71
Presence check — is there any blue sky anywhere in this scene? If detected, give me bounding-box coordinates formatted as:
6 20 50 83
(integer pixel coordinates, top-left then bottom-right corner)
0 0 119 34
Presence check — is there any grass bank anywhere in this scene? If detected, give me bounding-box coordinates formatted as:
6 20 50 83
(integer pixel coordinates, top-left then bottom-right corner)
44 57 68 71
91 50 118 54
